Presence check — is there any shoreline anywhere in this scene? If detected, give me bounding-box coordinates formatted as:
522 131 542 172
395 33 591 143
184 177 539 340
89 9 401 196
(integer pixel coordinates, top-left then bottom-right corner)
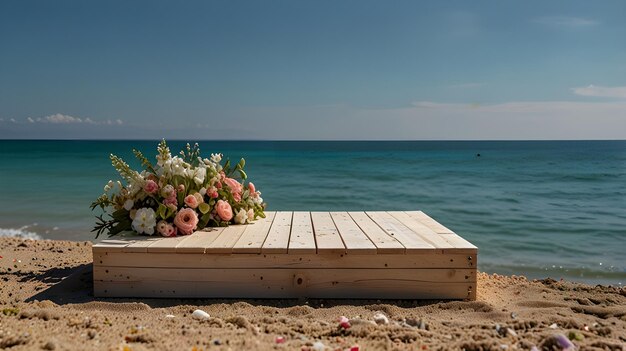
1 237 625 350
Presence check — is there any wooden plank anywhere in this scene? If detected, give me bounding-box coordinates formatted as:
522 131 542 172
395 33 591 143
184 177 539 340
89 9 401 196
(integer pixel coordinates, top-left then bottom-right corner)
175 227 224 253
348 212 405 254
330 212 377 254
205 225 248 254
405 211 454 234
288 211 316 254
439 233 478 250
95 280 474 299
122 237 165 253
366 211 436 252
262 211 293 254
93 237 139 253
94 267 476 299
232 212 276 253
311 212 346 254
95 252 477 269
146 235 189 253
388 211 454 249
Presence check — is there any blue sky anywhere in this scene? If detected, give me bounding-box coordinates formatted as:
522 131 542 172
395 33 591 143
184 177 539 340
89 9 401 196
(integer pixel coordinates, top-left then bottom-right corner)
1 0 625 139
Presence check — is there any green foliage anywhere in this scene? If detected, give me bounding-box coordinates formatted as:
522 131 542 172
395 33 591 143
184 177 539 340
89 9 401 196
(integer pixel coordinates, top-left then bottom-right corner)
90 194 112 211
110 154 139 183
133 149 155 173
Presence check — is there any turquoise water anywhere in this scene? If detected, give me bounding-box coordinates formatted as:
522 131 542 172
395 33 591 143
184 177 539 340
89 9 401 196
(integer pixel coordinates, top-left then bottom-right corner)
1 140 625 286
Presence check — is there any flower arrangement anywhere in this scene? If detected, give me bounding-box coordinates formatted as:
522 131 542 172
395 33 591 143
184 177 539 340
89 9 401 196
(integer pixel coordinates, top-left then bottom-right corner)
90 140 265 238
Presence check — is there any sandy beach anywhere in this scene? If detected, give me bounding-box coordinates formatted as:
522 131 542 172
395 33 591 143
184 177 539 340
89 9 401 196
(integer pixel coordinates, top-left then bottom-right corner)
0 237 624 351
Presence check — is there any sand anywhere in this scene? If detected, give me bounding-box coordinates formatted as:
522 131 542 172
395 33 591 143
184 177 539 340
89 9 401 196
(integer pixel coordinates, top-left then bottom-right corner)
0 237 624 351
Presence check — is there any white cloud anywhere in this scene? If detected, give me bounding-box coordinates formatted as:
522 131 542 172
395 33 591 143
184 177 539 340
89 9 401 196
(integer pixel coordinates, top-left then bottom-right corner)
41 113 84 124
571 85 626 99
26 113 124 125
534 16 598 28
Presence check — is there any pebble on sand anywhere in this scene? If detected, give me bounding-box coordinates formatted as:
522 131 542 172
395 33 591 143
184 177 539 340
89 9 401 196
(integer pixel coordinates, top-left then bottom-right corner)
191 309 210 320
373 313 389 325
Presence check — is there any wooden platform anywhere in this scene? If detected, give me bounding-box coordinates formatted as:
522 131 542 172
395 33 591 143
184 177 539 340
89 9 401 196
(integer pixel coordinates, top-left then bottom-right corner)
93 211 477 300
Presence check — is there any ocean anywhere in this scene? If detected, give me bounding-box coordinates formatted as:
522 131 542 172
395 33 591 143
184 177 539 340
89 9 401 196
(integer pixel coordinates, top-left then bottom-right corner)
0 140 624 286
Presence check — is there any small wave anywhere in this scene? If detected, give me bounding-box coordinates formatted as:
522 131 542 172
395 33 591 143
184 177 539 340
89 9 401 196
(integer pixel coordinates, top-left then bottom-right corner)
0 226 43 240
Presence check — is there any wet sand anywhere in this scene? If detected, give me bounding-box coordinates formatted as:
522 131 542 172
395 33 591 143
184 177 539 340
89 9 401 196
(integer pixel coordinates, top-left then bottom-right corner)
0 237 624 350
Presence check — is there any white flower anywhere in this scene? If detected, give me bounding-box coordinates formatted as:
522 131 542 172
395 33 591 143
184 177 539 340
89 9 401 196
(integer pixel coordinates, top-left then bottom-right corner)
199 187 207 196
234 208 247 224
192 167 206 186
132 208 157 235
211 153 222 163
170 157 189 177
123 199 134 211
252 196 263 205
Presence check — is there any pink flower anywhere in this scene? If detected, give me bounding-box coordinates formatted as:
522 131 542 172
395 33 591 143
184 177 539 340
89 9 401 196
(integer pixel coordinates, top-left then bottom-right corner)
160 184 175 198
173 208 198 235
208 186 219 198
158 221 177 237
215 200 233 222
177 184 185 193
233 192 242 202
163 195 178 207
247 209 255 221
165 224 177 237
144 180 159 194
248 182 256 193
156 220 170 237
223 177 243 194
184 194 199 209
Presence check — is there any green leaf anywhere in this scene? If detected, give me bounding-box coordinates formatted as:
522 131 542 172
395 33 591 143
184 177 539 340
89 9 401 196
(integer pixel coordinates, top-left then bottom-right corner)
238 158 245 169
198 202 210 214
238 169 247 180
223 159 231 173
157 204 167 219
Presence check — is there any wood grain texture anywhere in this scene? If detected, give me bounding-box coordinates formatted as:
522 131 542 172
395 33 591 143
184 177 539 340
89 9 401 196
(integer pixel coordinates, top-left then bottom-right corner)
94 267 476 299
311 212 345 254
348 212 405 254
288 212 316 254
366 211 436 252
262 211 293 254
330 212 377 254
232 212 276 253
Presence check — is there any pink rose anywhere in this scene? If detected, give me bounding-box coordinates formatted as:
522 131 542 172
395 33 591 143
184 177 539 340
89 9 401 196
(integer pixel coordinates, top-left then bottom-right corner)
247 209 255 221
223 177 243 194
215 200 233 222
248 182 256 193
233 192 242 202
173 208 198 235
144 180 159 194
177 184 185 193
184 194 199 209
